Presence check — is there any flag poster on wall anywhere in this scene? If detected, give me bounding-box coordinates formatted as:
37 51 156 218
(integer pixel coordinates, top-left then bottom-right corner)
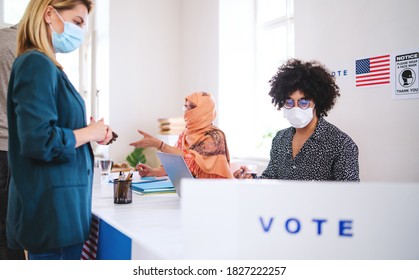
393 50 419 100
355 54 391 87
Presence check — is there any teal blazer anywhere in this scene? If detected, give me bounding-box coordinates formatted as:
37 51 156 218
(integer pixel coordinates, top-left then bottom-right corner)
7 50 94 253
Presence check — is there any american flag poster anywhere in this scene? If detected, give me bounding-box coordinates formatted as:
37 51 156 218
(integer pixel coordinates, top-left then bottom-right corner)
355 54 391 87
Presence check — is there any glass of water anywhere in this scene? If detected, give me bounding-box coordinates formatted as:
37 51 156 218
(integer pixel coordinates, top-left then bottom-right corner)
99 159 113 182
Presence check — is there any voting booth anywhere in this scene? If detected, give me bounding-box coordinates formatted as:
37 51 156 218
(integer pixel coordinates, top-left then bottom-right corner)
181 179 419 259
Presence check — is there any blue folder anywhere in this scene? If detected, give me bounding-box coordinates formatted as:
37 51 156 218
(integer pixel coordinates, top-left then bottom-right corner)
131 178 175 194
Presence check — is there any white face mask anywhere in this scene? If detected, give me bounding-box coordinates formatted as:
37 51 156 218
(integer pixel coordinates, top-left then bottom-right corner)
283 107 314 128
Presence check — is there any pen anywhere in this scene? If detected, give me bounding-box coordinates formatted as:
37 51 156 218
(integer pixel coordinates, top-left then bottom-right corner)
125 171 133 181
137 161 143 172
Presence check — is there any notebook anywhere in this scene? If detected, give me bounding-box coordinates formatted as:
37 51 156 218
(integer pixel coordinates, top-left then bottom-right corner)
131 177 175 195
156 151 194 197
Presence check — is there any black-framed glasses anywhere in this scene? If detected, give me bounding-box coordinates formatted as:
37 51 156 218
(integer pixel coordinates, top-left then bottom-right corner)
282 98 311 110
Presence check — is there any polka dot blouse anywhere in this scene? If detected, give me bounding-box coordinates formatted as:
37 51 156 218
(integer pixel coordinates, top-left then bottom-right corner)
261 118 360 181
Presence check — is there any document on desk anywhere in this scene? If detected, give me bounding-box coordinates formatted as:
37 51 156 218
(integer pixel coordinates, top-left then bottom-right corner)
108 176 168 184
131 177 175 194
132 176 169 184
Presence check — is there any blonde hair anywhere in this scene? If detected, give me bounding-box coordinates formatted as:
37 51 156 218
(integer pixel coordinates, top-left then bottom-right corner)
17 0 94 69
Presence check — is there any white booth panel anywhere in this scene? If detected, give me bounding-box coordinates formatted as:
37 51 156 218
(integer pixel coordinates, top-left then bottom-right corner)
181 179 419 259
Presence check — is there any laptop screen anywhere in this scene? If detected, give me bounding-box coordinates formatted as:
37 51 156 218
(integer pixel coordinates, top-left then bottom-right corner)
156 152 194 197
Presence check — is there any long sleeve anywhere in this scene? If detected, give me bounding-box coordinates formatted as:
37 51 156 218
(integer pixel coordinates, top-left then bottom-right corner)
9 52 76 163
332 135 360 181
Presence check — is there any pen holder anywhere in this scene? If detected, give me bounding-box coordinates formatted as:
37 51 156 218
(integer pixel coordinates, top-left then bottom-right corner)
113 179 132 204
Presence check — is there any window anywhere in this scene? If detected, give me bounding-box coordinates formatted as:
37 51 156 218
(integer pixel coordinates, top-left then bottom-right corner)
0 0 30 27
219 0 294 160
0 0 84 97
254 0 294 157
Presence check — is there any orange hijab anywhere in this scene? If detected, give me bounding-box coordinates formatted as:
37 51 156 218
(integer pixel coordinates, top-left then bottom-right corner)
179 92 232 178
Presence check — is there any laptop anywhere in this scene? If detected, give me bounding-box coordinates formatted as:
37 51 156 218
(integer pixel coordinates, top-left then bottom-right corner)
156 152 194 197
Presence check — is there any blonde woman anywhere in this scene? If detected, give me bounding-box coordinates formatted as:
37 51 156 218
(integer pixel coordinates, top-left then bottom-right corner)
7 0 113 260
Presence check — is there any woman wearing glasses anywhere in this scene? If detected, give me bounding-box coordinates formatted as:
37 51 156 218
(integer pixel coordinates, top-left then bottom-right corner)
234 59 359 181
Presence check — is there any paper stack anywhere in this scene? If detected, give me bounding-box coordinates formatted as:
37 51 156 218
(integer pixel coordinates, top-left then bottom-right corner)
131 177 175 195
158 116 185 135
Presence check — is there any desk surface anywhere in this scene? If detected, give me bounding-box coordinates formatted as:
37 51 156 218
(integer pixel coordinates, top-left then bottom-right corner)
91 176 182 259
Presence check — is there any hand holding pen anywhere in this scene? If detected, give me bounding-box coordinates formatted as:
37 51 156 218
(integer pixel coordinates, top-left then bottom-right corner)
136 163 151 177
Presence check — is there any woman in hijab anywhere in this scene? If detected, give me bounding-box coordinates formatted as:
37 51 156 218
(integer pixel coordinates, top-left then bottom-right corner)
130 91 232 179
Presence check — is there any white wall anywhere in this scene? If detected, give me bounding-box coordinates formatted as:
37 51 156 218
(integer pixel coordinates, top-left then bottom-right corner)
295 0 419 182
107 0 418 182
109 0 183 164
180 0 219 99
108 0 219 165
218 0 257 159
108 0 182 164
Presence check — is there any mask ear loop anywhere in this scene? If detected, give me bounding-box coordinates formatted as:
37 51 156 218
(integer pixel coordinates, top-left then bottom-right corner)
54 9 65 24
55 9 87 33
48 22 56 33
48 9 64 33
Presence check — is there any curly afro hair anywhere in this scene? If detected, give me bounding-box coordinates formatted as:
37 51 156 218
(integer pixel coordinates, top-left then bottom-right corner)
268 59 340 118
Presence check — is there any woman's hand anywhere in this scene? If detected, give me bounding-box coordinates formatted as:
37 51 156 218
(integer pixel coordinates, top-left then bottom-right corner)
136 163 166 177
74 117 112 147
129 130 161 149
89 117 113 145
233 166 254 179
136 163 152 177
